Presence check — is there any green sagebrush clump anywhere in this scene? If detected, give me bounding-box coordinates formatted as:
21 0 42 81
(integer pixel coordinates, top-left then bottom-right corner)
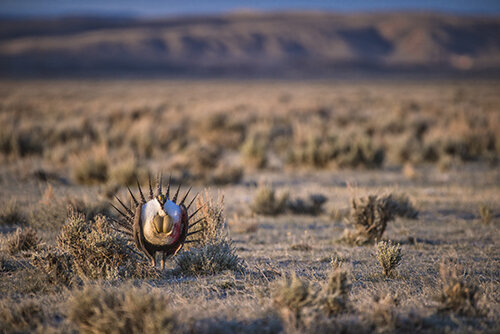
272 269 350 331
176 193 244 276
56 208 157 280
376 241 403 277
67 285 176 334
341 193 418 245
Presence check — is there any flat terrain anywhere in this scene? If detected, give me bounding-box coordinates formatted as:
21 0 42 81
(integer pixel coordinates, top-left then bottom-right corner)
0 80 499 333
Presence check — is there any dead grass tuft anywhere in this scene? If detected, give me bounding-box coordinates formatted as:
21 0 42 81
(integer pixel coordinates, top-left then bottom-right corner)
67 285 176 333
438 260 483 316
5 227 41 255
376 241 403 277
250 183 288 216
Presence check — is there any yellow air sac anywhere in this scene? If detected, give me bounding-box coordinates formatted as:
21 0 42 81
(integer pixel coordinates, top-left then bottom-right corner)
153 214 173 234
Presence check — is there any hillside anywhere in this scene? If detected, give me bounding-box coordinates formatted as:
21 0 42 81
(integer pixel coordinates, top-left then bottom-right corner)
1 12 499 77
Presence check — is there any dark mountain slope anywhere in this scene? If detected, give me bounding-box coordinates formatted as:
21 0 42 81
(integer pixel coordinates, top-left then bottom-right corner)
1 12 499 77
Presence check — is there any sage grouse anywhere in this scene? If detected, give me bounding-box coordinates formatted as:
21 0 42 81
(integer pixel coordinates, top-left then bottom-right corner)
111 175 204 269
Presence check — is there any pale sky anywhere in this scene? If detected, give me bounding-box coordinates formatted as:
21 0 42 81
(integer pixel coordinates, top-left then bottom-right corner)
1 0 500 17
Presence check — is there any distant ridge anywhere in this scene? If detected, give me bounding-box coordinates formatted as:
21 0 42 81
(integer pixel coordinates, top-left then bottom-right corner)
1 11 499 78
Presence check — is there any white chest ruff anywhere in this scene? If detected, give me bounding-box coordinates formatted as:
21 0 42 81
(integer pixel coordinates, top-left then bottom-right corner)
141 199 182 245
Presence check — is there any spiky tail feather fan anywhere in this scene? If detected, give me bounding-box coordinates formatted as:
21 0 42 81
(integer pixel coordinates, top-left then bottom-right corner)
110 174 205 268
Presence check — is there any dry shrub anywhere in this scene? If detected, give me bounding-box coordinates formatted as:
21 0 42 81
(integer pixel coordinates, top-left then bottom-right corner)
175 239 243 276
250 183 288 216
0 126 44 158
287 136 333 168
402 162 418 180
29 188 110 231
335 136 385 169
209 164 244 185
341 195 399 245
72 148 110 185
31 247 76 287
0 297 45 333
190 191 225 245
316 269 350 316
0 251 24 272
182 143 221 176
241 135 267 169
273 273 312 329
109 158 140 186
273 269 350 332
330 208 350 221
57 208 156 279
288 134 385 169
341 193 417 245
358 293 421 333
391 193 419 219
438 260 482 316
198 113 246 149
0 200 27 226
67 285 176 333
228 214 259 234
176 192 244 276
376 241 403 277
290 243 312 251
287 194 327 216
5 227 41 255
478 205 492 224
171 143 241 184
